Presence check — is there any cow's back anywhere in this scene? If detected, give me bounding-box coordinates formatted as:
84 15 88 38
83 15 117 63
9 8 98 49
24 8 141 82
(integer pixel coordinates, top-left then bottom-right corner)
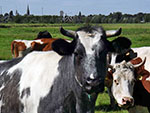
133 47 150 71
0 51 62 113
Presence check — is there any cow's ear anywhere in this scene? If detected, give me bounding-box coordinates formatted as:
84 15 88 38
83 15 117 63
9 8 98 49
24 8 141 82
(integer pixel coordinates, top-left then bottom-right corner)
52 39 76 56
126 49 137 61
105 71 113 88
109 37 131 53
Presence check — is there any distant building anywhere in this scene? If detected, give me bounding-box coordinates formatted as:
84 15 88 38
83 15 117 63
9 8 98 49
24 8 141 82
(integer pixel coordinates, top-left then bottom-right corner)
15 10 19 16
60 10 64 17
62 14 74 23
27 5 30 15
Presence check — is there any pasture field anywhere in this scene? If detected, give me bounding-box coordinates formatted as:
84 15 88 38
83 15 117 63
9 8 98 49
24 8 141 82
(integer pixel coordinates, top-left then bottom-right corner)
0 23 150 113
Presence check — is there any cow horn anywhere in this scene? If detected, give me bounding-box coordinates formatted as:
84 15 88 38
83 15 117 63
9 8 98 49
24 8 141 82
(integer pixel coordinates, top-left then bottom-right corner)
60 27 78 39
108 64 113 70
106 28 122 38
133 57 146 68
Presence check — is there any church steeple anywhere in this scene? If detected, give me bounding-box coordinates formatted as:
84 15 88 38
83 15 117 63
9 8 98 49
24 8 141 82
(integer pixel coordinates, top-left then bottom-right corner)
27 5 30 15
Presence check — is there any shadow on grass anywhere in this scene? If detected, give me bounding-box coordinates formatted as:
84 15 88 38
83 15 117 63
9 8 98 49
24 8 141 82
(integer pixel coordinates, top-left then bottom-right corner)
95 104 125 112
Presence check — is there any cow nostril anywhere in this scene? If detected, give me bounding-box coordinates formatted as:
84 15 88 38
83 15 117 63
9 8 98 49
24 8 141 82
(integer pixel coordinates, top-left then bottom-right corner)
122 97 133 105
126 100 131 105
87 77 92 81
122 98 125 103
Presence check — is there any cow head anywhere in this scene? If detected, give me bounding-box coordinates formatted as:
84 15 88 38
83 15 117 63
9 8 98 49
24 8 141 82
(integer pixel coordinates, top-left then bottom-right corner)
107 37 137 65
106 57 146 108
35 31 52 40
52 26 122 94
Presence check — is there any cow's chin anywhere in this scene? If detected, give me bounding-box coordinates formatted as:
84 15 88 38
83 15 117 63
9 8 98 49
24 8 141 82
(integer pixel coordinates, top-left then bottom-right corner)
84 78 105 94
84 83 104 94
118 103 134 109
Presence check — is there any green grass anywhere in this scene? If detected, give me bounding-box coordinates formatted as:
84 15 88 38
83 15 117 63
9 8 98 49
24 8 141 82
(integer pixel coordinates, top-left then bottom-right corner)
1 23 150 59
0 23 150 112
95 90 127 113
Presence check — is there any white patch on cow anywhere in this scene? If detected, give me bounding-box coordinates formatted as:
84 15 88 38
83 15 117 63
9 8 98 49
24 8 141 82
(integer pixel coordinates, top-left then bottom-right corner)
90 73 95 79
65 40 71 43
0 84 5 110
0 70 5 75
18 51 24 57
110 53 118 65
0 98 4 112
77 31 102 54
0 84 5 91
106 30 118 36
146 76 150 81
132 47 150 72
111 62 135 106
8 51 62 113
0 60 7 63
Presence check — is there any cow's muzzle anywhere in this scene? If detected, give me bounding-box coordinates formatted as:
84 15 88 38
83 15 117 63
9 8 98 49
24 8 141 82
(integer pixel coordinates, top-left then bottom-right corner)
118 97 134 108
85 76 104 93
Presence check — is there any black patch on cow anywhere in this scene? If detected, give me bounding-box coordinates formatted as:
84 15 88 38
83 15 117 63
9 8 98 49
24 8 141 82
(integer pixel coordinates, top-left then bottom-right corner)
63 92 76 113
52 39 76 55
35 31 52 39
0 69 24 113
133 80 150 107
0 57 23 72
115 49 137 63
21 87 30 99
110 37 131 54
32 43 48 51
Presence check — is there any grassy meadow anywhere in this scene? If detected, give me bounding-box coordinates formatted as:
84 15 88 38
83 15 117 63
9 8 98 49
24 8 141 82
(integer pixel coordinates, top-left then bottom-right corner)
0 23 150 113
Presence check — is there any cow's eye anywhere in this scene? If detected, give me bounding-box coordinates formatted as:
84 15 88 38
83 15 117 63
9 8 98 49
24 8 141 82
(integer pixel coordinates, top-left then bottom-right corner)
114 80 119 85
74 51 83 60
74 52 78 56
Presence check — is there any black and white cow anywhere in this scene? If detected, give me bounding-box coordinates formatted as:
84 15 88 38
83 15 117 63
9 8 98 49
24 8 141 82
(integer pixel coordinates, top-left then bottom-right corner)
0 26 125 113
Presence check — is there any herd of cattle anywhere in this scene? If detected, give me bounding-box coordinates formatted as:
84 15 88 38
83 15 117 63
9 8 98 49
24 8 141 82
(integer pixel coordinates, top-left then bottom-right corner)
0 26 149 113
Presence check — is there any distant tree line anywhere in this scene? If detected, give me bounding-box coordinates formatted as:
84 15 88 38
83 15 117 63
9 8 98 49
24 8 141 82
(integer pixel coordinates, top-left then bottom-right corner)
0 10 150 23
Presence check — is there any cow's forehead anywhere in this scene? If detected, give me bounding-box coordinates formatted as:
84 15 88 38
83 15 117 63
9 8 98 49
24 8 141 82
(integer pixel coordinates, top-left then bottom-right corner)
77 30 103 54
113 64 135 81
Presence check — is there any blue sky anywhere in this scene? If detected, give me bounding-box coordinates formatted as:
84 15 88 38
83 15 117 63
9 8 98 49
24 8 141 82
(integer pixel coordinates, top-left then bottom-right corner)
0 0 150 16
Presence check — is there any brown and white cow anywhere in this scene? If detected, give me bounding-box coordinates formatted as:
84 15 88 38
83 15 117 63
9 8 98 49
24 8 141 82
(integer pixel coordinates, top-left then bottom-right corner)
106 57 150 113
11 38 58 58
11 30 52 58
